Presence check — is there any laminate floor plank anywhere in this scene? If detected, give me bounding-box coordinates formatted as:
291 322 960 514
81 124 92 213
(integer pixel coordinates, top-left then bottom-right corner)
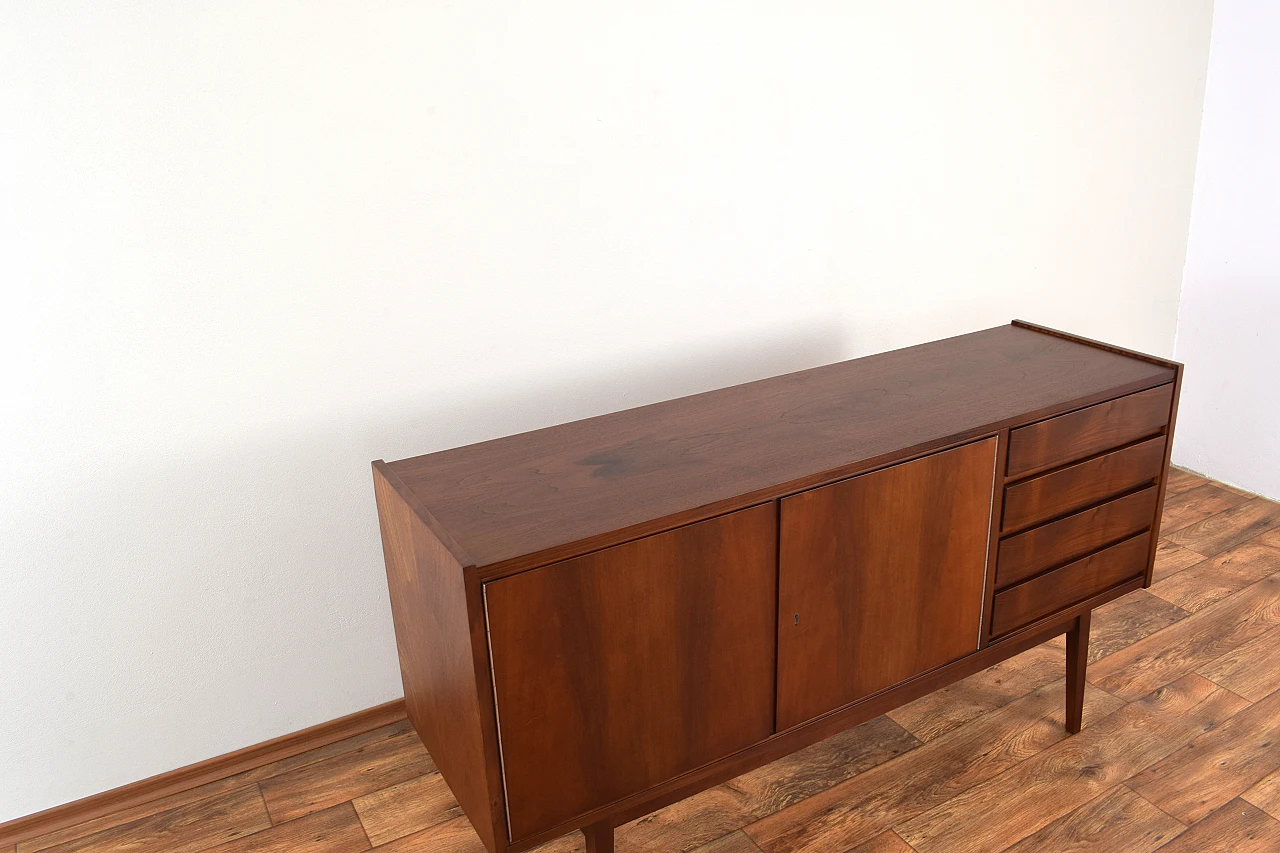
1255 525 1280 549
16 722 415 853
886 644 1061 743
1196 624 1280 701
721 712 921 814
1163 468 1210 496
743 680 1121 853
623 786 761 853
689 832 765 853
1160 483 1250 535
1146 798 1280 853
1089 574 1280 701
367 816 488 853
1151 540 1206 584
994 784 1183 853
893 674 1244 853
723 715 922 817
1164 497 1280 557
1149 541 1280 613
849 830 915 853
1241 771 1280 820
538 716 922 853
1127 686 1280 825
1084 590 1189 663
570 716 924 853
352 772 461 847
29 786 271 853
258 727 434 824
203 804 369 853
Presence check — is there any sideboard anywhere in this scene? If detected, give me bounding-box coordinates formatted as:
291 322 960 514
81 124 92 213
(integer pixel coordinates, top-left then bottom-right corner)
372 320 1182 853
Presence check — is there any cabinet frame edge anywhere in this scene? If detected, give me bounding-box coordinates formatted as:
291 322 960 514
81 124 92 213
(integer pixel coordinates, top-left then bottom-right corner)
373 461 511 853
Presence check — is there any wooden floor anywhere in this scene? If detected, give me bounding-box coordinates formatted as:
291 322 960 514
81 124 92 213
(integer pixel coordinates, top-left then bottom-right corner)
16 468 1280 853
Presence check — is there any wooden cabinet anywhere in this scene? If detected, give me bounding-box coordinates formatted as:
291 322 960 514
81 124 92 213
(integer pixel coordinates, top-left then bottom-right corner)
777 439 996 730
372 321 1182 853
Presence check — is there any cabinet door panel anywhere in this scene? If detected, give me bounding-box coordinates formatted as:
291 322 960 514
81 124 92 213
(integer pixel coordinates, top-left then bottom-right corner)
485 504 777 842
777 439 996 730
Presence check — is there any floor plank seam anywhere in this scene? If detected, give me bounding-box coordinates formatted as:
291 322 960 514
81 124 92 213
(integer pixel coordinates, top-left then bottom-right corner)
1241 792 1280 824
1121 782 1190 835
1213 684 1256 709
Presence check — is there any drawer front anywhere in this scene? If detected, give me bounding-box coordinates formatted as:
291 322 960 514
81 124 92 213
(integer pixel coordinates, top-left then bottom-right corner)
485 505 778 842
991 533 1150 637
996 486 1160 588
1007 384 1173 479
1002 435 1166 534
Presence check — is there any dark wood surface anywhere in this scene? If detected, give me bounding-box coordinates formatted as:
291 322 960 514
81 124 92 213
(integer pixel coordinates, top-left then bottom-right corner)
991 534 1151 637
372 466 504 852
582 822 613 853
1146 362 1185 585
996 486 1160 588
384 324 1174 576
1066 612 1091 734
484 505 778 842
1001 435 1167 534
978 430 1013 648
1006 384 1173 479
776 440 996 731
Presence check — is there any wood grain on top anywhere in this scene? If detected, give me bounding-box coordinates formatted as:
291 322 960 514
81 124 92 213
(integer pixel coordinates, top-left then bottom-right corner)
382 324 1174 572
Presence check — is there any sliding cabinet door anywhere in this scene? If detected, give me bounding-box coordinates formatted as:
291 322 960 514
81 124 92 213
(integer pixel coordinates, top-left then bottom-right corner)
777 439 996 730
485 504 777 842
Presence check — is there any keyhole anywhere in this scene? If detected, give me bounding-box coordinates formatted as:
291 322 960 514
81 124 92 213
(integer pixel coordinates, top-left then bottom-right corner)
794 613 800 626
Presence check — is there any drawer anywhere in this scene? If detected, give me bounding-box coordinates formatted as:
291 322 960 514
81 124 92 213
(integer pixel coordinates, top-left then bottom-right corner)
996 486 1160 589
1007 384 1173 479
990 533 1150 637
1001 435 1166 534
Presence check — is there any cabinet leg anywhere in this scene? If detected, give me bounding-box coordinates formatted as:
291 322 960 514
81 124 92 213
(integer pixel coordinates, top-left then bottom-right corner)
583 820 614 853
1066 611 1091 734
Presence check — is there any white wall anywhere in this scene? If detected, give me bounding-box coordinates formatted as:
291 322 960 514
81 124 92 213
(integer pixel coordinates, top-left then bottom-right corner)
1173 0 1280 500
0 2 1212 820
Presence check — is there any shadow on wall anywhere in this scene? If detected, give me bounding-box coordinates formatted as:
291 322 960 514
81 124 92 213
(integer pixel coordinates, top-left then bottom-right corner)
378 320 850 459
0 319 847 821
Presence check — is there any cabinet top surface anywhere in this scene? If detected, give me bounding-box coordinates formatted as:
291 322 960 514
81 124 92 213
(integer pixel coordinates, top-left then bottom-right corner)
381 323 1175 572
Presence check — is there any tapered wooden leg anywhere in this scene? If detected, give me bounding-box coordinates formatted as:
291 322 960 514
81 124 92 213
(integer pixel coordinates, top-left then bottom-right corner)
1066 610 1091 734
583 820 614 853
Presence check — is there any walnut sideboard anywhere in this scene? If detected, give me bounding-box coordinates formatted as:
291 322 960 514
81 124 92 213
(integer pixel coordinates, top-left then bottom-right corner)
372 320 1182 853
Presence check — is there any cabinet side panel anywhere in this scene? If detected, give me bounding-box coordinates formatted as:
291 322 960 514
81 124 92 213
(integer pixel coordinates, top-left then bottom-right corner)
373 466 501 852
